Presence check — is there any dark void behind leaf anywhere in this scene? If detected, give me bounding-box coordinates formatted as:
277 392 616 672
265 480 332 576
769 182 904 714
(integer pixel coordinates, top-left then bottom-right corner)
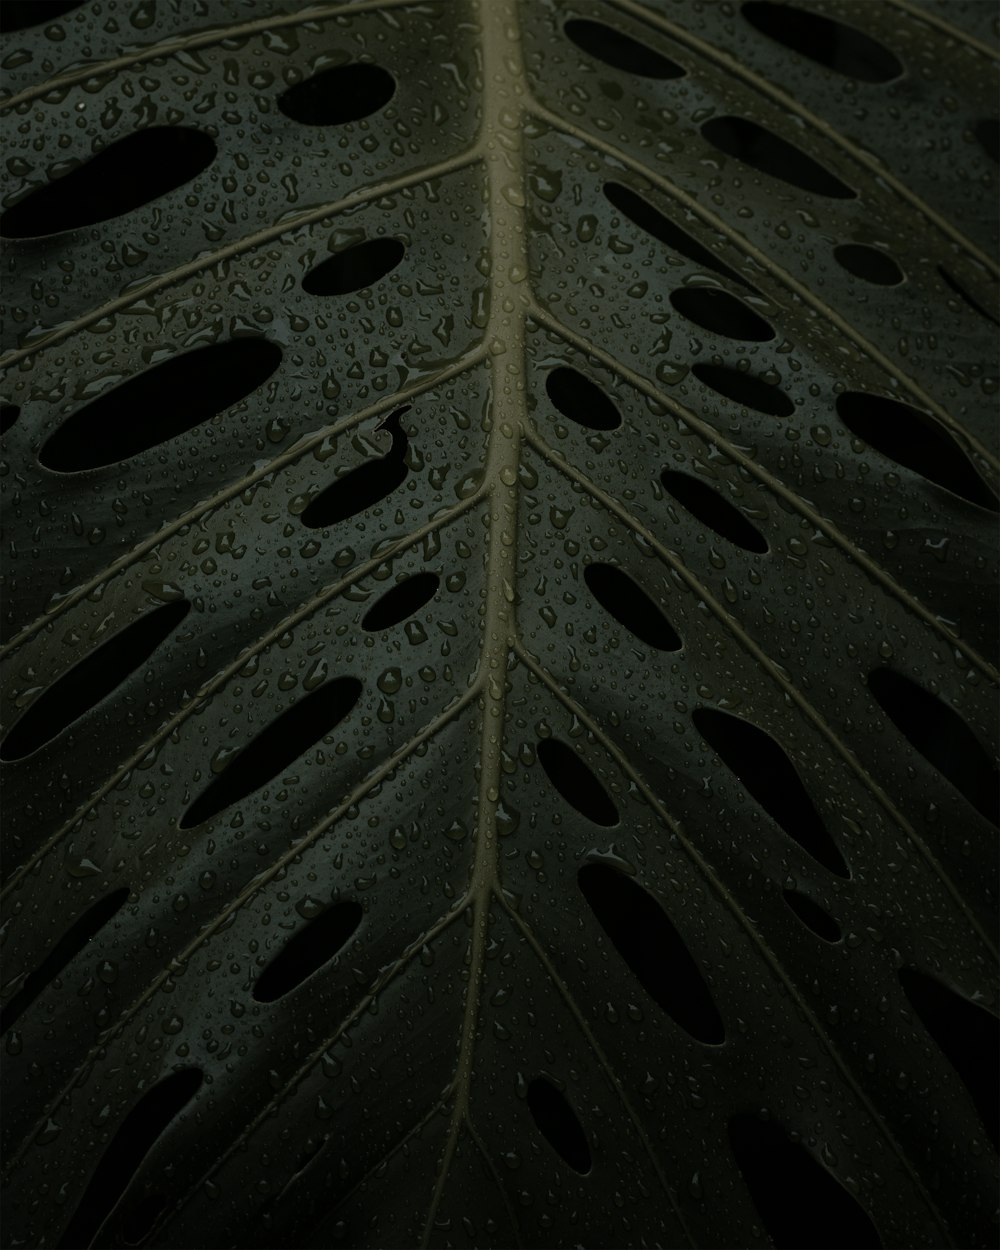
1 600 190 761
526 1078 592 1174
669 286 775 342
898 967 999 1149
782 889 842 944
545 367 622 431
660 469 768 552
40 339 282 472
604 181 749 288
180 677 363 828
563 18 684 80
303 238 405 296
278 63 396 126
536 738 619 827
833 244 904 286
362 572 440 631
0 128 216 238
584 562 682 651
868 668 999 825
0 888 130 1034
693 707 850 877
579 863 725 1044
300 407 410 529
57 1069 203 1250
741 3 903 83
693 362 794 417
253 901 364 1003
836 391 998 510
728 1114 883 1249
0 0 84 31
702 115 856 200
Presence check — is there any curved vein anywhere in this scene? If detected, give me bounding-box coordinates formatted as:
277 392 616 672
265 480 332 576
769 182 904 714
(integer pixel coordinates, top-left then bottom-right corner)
0 345 487 661
496 887 696 1248
466 1118 524 1250
1 491 484 900
2 683 481 1176
614 0 1000 280
0 0 420 110
524 425 998 963
511 642 955 1245
527 101 1000 475
529 303 998 684
0 146 481 370
883 0 1000 61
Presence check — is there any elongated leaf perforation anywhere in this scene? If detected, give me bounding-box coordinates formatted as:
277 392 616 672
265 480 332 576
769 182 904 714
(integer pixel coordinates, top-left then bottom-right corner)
278 62 396 126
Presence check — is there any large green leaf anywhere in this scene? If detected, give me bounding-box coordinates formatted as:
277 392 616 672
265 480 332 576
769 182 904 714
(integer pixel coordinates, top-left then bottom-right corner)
1 1 997 1247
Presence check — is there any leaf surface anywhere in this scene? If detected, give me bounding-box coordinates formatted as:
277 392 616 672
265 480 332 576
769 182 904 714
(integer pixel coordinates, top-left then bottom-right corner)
1 2 997 1247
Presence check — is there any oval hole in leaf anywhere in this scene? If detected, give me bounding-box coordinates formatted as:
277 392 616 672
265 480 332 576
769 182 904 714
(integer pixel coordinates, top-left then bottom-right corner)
660 470 768 553
974 118 999 165
669 286 775 341
180 676 363 829
898 967 999 1149
603 181 748 288
1 0 85 32
39 338 282 472
692 362 794 417
867 668 999 825
0 127 216 239
0 888 129 1034
701 116 856 200
300 407 410 529
278 63 395 126
584 562 681 652
833 243 904 286
119 1192 170 1247
693 707 849 877
782 890 841 943
526 1078 592 1174
57 1068 203 1250
0 401 20 435
579 863 725 1043
302 238 404 296
836 391 999 510
741 2 902 82
728 1114 883 1249
545 366 622 431
362 572 439 631
0 600 190 761
253 901 363 1003
536 739 619 827
938 266 999 326
563 18 683 79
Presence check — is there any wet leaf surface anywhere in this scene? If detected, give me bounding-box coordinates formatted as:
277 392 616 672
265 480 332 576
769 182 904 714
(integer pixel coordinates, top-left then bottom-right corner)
1 2 997 1248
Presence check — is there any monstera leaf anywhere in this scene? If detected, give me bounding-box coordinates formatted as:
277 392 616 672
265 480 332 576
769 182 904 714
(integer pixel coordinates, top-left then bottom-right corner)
1 1 998 1246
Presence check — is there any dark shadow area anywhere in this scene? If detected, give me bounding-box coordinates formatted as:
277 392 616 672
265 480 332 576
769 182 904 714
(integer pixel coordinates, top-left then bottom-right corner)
0 888 130 1034
728 1114 883 1248
536 738 619 827
526 1078 592 1174
278 63 395 126
693 707 849 877
1 127 216 238
579 862 725 1043
701 116 856 199
660 469 768 552
301 407 410 529
868 668 999 825
0 600 190 760
180 676 363 828
40 339 281 471
563 18 684 79
741 2 902 82
836 391 998 510
253 901 364 1003
938 266 1000 326
545 367 622 431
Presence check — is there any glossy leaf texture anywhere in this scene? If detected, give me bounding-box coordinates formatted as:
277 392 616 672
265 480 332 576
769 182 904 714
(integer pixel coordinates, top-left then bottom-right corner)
0 3 997 1249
